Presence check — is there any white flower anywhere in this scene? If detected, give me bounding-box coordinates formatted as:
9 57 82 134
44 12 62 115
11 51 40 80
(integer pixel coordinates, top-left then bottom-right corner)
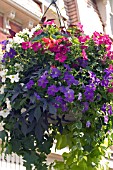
0 69 8 82
21 108 26 113
6 43 12 52
0 50 3 62
0 122 5 131
14 63 23 72
6 73 20 83
13 36 24 44
0 84 6 94
21 28 29 34
20 83 24 87
5 98 11 110
0 109 10 118
29 25 41 38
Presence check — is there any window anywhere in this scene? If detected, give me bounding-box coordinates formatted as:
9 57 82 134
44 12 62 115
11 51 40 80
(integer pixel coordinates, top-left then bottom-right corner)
109 0 113 35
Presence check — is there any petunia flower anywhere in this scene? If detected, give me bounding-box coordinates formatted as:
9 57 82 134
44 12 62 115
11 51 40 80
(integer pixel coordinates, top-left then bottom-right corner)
6 73 20 83
22 42 32 50
55 53 67 63
86 121 91 128
82 49 88 60
32 42 42 52
47 85 59 96
26 80 34 89
64 89 75 103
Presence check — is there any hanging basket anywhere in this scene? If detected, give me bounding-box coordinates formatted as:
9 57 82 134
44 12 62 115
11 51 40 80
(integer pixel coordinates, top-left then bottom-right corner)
0 15 113 170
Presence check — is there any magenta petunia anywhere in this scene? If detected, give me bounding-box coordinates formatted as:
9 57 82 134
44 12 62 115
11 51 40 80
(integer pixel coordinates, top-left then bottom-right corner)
55 53 67 63
34 30 43 36
22 42 32 50
32 42 42 52
82 49 88 60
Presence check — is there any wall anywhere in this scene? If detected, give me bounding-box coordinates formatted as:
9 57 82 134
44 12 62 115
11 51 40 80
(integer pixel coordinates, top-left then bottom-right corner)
76 0 103 35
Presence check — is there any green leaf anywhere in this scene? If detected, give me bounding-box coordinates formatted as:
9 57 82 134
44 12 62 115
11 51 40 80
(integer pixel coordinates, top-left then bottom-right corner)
56 135 68 150
0 130 6 141
21 123 27 136
34 106 41 122
75 121 82 129
0 94 4 101
49 103 57 114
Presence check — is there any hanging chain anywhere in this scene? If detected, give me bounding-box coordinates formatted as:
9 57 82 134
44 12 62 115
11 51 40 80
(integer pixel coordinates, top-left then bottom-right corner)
41 0 66 28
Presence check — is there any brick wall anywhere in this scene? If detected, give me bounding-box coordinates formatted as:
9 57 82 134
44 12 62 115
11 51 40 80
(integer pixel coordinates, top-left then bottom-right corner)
64 0 78 25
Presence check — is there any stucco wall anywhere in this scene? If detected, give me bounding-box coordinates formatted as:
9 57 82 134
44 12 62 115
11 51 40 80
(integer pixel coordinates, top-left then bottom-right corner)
76 0 103 35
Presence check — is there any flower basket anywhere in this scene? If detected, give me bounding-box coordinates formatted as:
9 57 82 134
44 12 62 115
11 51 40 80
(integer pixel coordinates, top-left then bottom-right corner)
0 22 113 170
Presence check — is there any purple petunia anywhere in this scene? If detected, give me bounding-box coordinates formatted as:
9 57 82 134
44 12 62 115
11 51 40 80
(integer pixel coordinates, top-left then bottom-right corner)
104 115 109 124
64 64 71 71
8 48 17 58
47 85 59 96
26 80 34 89
55 96 68 111
38 75 49 88
50 68 61 78
101 103 106 113
34 92 41 100
84 84 95 102
59 86 69 93
64 72 79 86
108 105 113 115
77 58 88 68
89 71 100 85
101 69 113 87
2 48 16 62
78 92 82 101
82 102 89 112
86 121 91 128
64 89 75 103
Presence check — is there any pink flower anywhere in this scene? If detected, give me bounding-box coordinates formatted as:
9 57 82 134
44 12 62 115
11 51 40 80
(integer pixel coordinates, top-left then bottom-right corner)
44 20 55 25
81 45 88 49
108 88 113 93
108 64 113 70
76 23 84 33
22 42 31 50
93 32 112 48
107 51 113 60
79 35 90 43
32 42 42 52
34 30 43 36
82 49 88 60
55 53 67 63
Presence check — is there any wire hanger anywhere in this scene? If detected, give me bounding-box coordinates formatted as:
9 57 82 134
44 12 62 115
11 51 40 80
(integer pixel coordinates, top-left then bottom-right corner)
41 0 66 28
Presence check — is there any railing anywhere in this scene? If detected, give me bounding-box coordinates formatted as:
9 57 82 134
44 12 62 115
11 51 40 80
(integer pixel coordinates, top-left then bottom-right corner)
0 153 25 170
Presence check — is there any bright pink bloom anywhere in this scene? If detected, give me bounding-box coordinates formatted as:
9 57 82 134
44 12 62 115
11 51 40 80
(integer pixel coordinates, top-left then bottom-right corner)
108 64 113 70
82 49 88 60
32 42 42 52
55 53 67 63
93 32 112 48
81 45 88 49
22 42 31 50
107 51 113 60
76 23 84 33
108 88 113 93
44 20 55 25
79 35 90 43
34 30 43 36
